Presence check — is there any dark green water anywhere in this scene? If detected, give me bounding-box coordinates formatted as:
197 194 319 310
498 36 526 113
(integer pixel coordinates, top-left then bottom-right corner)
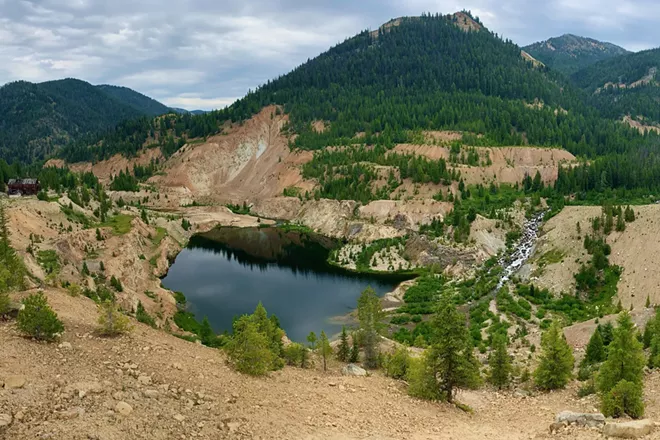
162 227 412 341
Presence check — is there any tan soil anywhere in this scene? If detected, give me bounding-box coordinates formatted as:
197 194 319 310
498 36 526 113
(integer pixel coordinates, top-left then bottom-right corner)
392 145 576 186
45 148 164 184
527 205 660 310
451 12 482 32
5 287 659 440
151 106 314 206
622 115 660 134
521 50 544 67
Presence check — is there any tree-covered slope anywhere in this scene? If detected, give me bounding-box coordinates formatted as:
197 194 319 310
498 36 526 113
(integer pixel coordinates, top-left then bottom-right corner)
523 34 630 76
0 78 169 163
571 48 660 124
95 85 170 117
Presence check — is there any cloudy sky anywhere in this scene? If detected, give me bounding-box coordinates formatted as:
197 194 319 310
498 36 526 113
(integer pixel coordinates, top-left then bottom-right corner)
1 0 658 110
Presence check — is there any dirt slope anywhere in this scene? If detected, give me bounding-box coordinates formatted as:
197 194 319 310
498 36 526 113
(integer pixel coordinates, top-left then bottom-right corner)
526 205 660 310
393 145 576 185
152 106 313 205
4 287 657 440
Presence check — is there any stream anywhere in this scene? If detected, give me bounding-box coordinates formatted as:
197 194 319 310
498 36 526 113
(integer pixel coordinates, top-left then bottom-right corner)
496 211 546 289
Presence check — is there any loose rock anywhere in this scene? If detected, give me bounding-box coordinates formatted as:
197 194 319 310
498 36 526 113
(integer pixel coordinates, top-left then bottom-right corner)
4 375 27 389
0 413 12 429
554 411 605 428
602 419 654 438
115 402 133 416
342 364 367 377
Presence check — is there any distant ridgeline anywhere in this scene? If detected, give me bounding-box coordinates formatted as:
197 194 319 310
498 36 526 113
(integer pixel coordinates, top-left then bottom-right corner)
2 12 659 197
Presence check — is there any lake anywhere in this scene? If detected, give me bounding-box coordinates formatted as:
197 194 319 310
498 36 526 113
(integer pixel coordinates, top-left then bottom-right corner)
162 227 411 342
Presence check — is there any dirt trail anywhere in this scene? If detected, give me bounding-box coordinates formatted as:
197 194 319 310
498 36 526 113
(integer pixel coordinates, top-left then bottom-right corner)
3 287 653 440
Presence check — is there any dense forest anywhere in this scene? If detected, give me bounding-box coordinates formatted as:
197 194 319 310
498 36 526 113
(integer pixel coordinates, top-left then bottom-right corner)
0 79 170 163
570 48 660 124
523 34 629 75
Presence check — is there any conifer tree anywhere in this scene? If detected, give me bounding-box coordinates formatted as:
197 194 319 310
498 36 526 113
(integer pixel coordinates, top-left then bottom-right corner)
643 321 653 349
534 321 574 390
598 312 645 418
349 333 359 363
17 292 64 341
300 345 309 368
307 331 317 350
647 308 660 367
427 295 481 402
96 300 132 336
319 330 332 372
615 213 625 232
599 321 615 346
646 295 651 308
199 317 216 347
488 336 512 389
227 316 273 376
598 312 645 392
582 327 606 365
337 326 350 362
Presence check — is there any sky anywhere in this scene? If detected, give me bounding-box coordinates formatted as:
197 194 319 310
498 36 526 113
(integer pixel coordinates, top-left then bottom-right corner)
1 0 659 111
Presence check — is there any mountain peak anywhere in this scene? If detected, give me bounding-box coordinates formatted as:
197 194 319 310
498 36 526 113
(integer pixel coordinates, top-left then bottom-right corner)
523 34 630 75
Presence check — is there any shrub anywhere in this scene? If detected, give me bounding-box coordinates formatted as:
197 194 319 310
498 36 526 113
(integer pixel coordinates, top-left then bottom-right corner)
136 301 156 328
577 381 596 398
96 301 132 336
110 275 123 292
17 292 64 341
488 336 512 389
406 352 441 400
283 343 305 366
383 346 410 379
0 291 10 316
601 380 644 419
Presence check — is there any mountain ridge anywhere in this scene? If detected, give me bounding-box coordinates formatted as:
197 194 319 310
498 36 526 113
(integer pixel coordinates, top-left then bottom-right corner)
523 34 630 75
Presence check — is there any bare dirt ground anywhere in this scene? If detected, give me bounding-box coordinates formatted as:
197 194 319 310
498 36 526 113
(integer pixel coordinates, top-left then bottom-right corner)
622 115 660 134
392 145 575 186
4 287 658 440
527 205 660 310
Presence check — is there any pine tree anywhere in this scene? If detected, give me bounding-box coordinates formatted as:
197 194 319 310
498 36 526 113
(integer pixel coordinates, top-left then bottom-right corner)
488 336 512 389
598 312 645 418
357 286 382 368
17 292 64 341
643 321 653 349
597 312 645 393
363 328 379 369
300 345 309 368
534 321 574 390
337 326 350 362
319 330 332 372
599 322 615 346
227 317 273 376
582 328 606 365
427 295 481 402
307 331 317 350
615 213 626 232
647 308 660 367
199 317 216 347
349 333 359 363
0 290 10 316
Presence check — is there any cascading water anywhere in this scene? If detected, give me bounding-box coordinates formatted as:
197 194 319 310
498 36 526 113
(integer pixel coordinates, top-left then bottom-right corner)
496 211 546 289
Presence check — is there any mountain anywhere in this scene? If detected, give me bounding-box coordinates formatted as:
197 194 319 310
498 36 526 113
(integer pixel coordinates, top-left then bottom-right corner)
523 34 630 75
95 85 170 116
571 48 660 125
170 108 208 115
0 79 171 163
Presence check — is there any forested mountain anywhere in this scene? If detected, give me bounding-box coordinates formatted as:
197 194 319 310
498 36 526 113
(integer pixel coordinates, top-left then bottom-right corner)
96 85 170 116
523 34 629 75
570 48 660 124
0 79 170 163
36 13 660 196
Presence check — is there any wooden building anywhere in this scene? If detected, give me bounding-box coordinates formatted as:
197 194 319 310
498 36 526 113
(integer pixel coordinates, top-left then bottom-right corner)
7 178 40 196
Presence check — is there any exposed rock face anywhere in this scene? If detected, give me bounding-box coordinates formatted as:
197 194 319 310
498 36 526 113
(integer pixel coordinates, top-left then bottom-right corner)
403 234 475 269
342 364 367 377
554 411 605 428
602 419 655 438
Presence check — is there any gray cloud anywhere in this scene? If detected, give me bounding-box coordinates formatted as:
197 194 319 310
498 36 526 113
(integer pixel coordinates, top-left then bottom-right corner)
0 0 658 110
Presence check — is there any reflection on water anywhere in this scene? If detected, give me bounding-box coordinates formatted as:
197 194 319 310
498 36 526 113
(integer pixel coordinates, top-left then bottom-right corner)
162 227 413 341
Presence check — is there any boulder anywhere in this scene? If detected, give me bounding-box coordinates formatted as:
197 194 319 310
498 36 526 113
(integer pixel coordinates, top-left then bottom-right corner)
4 375 26 389
602 419 654 438
555 411 605 428
341 364 367 377
115 401 133 416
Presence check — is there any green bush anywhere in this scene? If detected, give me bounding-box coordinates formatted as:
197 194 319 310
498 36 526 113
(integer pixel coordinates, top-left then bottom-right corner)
17 292 64 341
0 291 10 316
97 301 132 336
227 317 274 376
283 343 305 366
383 346 410 379
577 381 596 397
406 353 441 400
601 380 644 419
136 301 156 328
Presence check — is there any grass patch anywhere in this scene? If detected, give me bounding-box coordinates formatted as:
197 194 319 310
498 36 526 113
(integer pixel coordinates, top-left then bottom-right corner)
99 214 134 235
37 250 60 275
152 227 167 246
60 204 92 228
536 248 565 266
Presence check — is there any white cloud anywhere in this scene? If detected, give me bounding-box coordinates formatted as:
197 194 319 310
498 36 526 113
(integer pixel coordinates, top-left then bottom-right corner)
160 94 239 111
116 69 207 88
